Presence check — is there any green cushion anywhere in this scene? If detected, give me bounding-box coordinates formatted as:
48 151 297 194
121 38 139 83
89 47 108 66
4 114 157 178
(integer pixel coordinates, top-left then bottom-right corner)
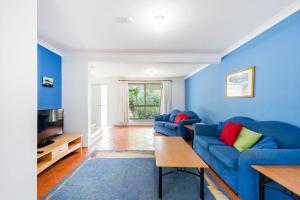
233 127 262 152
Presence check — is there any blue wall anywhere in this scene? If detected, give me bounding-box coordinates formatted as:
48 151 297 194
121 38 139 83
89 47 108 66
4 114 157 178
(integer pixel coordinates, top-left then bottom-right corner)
185 11 300 127
38 44 62 110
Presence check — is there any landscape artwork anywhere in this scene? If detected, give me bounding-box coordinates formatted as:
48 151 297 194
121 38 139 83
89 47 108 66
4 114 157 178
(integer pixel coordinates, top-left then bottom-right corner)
226 67 255 98
42 76 54 88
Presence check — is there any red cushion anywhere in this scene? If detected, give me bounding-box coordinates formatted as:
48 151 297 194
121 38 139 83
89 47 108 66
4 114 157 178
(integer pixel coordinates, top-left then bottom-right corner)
174 112 191 124
219 122 243 146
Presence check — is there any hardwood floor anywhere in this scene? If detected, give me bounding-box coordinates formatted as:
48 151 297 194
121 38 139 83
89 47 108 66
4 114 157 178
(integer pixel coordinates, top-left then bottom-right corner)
95 126 157 151
37 148 89 199
37 126 157 199
37 125 240 200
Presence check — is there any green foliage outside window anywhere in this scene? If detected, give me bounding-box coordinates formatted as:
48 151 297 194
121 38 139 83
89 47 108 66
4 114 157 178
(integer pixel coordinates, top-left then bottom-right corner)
128 83 162 119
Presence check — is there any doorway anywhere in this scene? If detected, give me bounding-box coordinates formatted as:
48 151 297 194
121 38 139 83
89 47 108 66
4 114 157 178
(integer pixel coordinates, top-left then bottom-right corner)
91 84 108 128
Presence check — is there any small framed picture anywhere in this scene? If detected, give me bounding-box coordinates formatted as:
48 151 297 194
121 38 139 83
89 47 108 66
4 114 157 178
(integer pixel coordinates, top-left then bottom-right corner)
226 66 255 98
42 76 54 88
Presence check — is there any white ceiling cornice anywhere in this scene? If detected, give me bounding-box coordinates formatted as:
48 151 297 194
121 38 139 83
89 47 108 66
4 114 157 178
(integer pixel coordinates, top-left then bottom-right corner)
38 37 222 64
37 38 64 56
64 52 221 64
185 1 300 80
184 64 210 79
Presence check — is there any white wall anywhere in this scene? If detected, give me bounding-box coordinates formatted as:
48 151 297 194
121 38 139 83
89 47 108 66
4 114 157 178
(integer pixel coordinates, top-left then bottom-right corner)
0 1 37 199
62 57 89 146
90 76 185 125
171 78 185 111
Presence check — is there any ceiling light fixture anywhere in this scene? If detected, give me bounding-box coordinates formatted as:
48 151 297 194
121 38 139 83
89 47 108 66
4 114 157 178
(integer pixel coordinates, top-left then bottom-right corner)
154 15 165 32
145 68 158 76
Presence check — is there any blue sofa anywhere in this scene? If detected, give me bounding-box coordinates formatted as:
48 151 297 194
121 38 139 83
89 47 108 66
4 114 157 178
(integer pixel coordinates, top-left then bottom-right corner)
193 116 300 200
153 109 201 139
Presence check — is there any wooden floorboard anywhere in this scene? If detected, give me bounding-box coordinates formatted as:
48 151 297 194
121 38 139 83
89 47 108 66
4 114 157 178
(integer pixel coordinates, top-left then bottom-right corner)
207 168 241 200
37 148 89 199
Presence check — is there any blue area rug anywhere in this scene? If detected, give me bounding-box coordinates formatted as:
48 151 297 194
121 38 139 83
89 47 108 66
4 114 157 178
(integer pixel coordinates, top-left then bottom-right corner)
42 156 228 200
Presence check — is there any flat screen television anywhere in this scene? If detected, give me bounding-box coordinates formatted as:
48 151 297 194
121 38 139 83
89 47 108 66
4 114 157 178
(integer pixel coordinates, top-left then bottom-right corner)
38 109 64 148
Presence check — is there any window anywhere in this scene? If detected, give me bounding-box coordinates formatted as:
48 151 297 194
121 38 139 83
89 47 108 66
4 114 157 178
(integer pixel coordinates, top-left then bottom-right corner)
128 83 162 119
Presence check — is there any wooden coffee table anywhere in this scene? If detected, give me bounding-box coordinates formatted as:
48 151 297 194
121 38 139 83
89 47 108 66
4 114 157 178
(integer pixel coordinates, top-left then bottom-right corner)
252 165 300 200
155 136 208 199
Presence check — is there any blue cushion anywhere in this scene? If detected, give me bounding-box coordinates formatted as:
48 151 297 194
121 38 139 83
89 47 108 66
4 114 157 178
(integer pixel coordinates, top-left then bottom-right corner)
252 137 279 149
155 121 166 127
169 110 180 122
209 145 240 171
195 136 226 150
164 122 178 130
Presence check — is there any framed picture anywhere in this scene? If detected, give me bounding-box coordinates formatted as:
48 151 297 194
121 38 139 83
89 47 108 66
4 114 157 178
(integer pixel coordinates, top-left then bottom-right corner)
226 66 255 98
42 76 54 88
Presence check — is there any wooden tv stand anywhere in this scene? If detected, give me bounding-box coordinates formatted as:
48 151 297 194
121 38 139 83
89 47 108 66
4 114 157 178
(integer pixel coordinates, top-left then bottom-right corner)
37 134 83 174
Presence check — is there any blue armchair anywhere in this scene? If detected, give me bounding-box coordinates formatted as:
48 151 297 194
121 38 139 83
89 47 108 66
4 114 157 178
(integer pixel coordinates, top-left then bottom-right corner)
193 116 300 200
153 109 201 139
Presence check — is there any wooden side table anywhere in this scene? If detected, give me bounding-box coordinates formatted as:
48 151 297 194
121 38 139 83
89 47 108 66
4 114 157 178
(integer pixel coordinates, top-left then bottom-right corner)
252 165 300 200
184 125 195 148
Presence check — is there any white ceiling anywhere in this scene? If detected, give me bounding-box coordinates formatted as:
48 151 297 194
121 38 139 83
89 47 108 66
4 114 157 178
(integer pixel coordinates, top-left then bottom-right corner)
38 0 297 54
38 0 299 78
89 62 199 78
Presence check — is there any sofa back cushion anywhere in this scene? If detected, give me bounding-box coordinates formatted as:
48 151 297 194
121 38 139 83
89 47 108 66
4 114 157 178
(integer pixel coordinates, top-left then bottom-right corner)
246 121 300 149
169 109 180 122
219 117 300 149
197 136 226 150
219 122 243 146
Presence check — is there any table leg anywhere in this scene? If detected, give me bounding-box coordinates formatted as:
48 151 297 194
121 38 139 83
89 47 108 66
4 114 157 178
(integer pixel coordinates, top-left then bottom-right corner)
200 168 204 200
259 173 265 200
191 132 194 148
159 167 162 199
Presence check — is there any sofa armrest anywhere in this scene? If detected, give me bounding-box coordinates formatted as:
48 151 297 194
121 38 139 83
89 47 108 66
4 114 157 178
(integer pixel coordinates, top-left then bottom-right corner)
154 115 163 121
194 124 218 136
239 149 300 165
238 149 300 200
176 119 202 138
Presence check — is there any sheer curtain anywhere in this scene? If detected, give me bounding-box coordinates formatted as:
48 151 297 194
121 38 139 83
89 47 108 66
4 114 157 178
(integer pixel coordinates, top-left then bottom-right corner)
160 81 172 114
118 81 129 125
